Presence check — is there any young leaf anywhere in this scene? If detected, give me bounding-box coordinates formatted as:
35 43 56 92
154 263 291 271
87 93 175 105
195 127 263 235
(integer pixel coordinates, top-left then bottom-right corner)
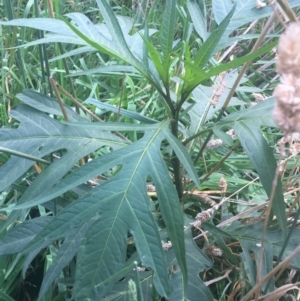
182 40 277 98
206 40 278 77
140 33 167 85
95 0 138 65
160 0 177 86
194 2 236 67
187 0 207 41
62 13 164 97
181 3 235 100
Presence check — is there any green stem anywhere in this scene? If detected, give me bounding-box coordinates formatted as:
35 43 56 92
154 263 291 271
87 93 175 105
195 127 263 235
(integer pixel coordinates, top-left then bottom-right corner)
193 108 225 164
183 127 211 146
171 114 183 200
199 141 240 184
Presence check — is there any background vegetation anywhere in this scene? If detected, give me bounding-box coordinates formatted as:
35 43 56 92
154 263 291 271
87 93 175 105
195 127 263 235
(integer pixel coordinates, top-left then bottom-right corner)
0 0 300 300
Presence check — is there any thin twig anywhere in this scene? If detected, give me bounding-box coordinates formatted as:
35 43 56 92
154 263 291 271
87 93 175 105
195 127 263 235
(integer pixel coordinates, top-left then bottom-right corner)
204 269 232 286
53 78 130 142
199 141 240 184
117 73 126 122
56 81 103 122
50 77 88 167
254 281 300 300
49 76 69 121
193 177 260 240
275 0 298 23
218 20 259 63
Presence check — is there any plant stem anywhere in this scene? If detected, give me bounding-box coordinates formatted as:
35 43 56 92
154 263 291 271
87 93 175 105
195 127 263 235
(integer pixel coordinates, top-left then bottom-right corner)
199 141 240 184
50 77 69 121
53 79 130 142
193 108 225 164
171 113 183 200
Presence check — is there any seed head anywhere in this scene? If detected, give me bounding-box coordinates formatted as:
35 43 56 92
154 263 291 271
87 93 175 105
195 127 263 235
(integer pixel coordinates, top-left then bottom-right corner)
206 139 223 149
219 177 227 194
276 23 300 77
204 245 223 257
196 211 211 223
273 22 300 134
162 240 172 251
273 79 300 133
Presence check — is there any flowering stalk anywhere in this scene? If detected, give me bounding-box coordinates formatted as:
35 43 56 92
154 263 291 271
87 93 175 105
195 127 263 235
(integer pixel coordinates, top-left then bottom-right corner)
273 22 300 134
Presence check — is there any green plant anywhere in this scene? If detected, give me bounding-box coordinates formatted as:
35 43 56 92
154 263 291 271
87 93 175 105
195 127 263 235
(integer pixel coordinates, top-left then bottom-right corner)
1 0 300 300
